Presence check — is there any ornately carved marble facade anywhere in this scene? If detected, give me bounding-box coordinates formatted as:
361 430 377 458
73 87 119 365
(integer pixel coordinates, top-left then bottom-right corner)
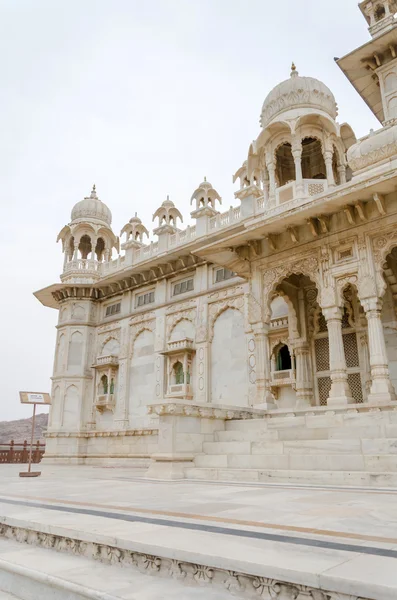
35 1 397 466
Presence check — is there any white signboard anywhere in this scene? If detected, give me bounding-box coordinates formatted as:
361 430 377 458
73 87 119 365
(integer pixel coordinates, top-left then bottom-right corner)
19 392 51 405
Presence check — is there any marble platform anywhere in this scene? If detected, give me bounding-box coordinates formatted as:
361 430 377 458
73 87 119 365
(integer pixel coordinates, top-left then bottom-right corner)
0 464 397 599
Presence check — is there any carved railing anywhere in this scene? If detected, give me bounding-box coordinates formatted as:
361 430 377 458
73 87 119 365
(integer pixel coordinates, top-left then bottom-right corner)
94 355 119 367
270 369 295 387
169 226 196 248
95 394 116 413
0 440 45 464
270 316 289 329
167 338 195 352
209 206 242 231
276 178 328 205
63 259 100 274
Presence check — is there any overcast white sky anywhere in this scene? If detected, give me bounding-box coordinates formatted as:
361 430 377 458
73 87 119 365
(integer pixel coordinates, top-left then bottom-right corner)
0 0 379 421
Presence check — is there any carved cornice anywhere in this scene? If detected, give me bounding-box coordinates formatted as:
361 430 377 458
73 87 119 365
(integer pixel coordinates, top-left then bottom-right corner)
147 402 265 420
45 429 157 438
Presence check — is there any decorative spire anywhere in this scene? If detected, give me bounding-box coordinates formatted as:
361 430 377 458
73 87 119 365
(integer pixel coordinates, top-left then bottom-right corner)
90 184 98 199
291 62 298 77
204 176 207 182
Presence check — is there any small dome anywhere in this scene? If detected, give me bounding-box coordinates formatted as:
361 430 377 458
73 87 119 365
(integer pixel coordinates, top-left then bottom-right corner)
71 185 112 226
129 212 142 225
161 196 176 209
260 64 338 128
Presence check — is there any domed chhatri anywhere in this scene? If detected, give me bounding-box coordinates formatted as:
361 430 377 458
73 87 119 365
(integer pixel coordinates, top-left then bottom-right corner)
152 195 183 229
71 184 112 226
190 177 222 212
120 212 149 248
260 63 338 128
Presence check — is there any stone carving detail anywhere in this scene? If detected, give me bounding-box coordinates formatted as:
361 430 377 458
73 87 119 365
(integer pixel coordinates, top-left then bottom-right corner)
147 402 264 420
263 256 320 319
0 523 374 600
208 295 245 341
372 230 397 296
248 337 256 385
335 275 358 307
348 139 397 173
166 307 197 340
129 314 156 357
208 285 244 301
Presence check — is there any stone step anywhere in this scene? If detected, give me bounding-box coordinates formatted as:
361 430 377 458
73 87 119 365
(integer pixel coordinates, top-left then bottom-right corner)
215 429 280 442
0 538 232 600
205 438 397 456
196 452 397 472
202 441 252 455
219 424 396 442
184 467 397 487
226 410 397 432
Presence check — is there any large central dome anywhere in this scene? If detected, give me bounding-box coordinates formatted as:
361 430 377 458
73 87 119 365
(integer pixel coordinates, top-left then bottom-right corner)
260 64 338 128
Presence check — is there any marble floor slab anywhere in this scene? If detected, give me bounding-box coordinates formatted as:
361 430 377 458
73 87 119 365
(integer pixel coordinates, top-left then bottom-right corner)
0 464 396 599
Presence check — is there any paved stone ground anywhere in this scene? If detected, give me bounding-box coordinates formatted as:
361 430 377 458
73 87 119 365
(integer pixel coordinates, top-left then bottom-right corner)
0 464 397 599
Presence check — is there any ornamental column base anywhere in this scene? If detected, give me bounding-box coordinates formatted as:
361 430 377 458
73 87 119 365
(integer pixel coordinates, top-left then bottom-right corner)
367 367 396 404
327 374 354 406
145 454 194 480
295 390 313 408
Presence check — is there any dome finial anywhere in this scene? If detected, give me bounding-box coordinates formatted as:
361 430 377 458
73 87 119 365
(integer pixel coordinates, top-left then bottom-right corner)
90 184 98 199
204 176 207 182
291 62 298 77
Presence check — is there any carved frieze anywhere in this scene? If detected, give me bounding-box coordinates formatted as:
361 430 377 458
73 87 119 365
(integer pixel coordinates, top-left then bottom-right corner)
0 523 370 600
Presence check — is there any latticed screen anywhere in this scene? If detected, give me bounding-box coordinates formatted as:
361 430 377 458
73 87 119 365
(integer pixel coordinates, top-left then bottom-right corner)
318 312 328 333
343 333 359 368
348 372 363 404
318 376 332 406
314 337 330 372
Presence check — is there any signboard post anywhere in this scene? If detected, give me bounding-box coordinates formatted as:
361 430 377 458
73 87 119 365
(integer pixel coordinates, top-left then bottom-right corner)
18 392 51 478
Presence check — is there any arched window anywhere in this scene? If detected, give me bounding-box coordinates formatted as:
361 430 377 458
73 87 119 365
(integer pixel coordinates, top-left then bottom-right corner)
68 236 75 260
276 344 292 371
100 374 108 395
95 238 105 261
173 361 184 384
110 378 115 394
78 235 92 259
375 4 386 21
275 143 295 187
301 138 326 180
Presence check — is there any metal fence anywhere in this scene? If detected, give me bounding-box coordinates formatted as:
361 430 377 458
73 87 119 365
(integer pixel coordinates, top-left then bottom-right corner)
0 440 45 464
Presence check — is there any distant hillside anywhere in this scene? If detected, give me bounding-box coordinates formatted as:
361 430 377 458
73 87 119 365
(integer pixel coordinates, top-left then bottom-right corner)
0 413 48 444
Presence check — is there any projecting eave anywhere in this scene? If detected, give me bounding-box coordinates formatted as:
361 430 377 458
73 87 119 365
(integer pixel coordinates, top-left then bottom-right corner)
34 283 79 309
336 26 397 124
193 168 397 269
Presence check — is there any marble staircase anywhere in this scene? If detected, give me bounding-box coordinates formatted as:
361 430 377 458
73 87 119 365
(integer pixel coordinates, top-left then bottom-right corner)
185 406 397 486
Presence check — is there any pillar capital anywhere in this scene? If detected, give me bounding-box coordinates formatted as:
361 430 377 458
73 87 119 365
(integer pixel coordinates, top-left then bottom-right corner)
361 296 383 315
322 305 343 322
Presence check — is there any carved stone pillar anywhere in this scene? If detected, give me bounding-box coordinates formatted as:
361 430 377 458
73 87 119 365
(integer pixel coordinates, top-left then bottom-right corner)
90 237 97 261
323 306 353 405
293 341 313 407
337 164 347 185
324 150 335 187
262 170 269 206
266 158 276 204
362 297 396 403
252 323 276 409
292 140 304 195
73 242 79 260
